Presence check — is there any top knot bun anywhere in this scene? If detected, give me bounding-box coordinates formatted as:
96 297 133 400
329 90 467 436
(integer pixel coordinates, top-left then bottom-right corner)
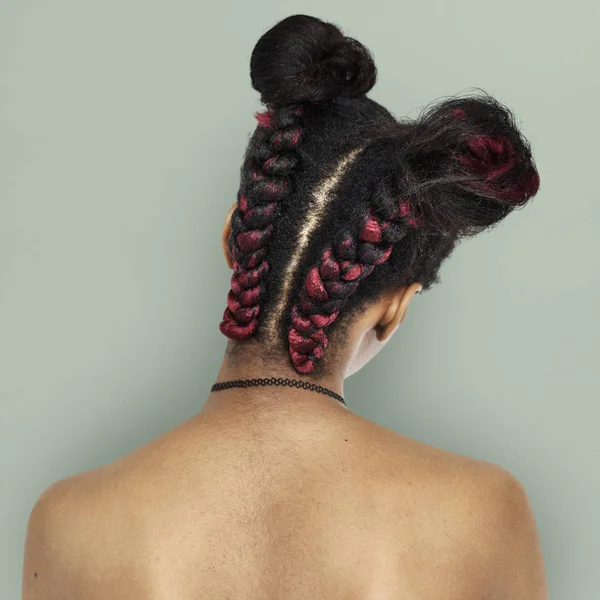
250 15 377 106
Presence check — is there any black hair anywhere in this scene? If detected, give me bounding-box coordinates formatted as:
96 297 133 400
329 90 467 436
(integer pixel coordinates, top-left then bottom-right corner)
219 14 540 376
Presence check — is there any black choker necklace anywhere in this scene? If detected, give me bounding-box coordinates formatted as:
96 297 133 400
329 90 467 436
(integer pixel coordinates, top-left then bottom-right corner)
211 377 346 407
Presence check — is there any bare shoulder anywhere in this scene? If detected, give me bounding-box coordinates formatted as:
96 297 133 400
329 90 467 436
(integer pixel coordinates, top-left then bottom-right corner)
361 416 538 508
373 423 548 599
22 469 135 600
468 460 548 598
23 476 82 598
459 459 548 598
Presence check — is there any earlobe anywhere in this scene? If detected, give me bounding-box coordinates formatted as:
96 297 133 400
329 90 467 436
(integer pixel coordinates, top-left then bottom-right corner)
222 203 237 270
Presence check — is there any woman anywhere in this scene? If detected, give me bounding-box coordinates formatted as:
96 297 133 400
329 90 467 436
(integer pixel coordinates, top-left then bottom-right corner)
23 14 548 600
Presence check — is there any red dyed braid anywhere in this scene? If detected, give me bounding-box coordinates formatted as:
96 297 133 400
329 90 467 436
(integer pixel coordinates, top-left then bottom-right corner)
288 185 420 374
220 106 304 340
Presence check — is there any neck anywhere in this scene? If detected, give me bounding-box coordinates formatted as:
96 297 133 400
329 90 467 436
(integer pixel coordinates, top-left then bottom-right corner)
201 341 348 414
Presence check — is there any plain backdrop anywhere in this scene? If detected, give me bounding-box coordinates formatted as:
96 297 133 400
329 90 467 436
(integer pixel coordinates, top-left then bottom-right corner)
1 1 598 598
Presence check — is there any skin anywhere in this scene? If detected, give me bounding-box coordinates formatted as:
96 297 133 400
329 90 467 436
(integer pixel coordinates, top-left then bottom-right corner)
22 205 549 599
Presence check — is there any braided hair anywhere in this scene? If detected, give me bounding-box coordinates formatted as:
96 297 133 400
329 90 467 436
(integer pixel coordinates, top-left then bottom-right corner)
219 15 540 376
288 146 421 374
219 105 304 340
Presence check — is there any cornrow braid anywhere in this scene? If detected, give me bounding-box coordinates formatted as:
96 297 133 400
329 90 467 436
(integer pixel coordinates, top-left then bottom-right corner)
219 106 304 340
288 181 420 374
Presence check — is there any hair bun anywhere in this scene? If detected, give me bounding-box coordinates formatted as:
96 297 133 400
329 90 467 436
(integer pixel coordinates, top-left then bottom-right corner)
250 15 377 106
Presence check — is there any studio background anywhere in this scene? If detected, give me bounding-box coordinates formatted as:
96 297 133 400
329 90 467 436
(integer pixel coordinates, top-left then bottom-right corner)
1 1 598 598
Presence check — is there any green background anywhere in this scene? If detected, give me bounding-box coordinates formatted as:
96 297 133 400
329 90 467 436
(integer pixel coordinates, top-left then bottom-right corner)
1 1 598 598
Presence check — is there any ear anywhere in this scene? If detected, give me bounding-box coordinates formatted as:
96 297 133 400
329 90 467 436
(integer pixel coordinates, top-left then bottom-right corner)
222 202 237 270
375 282 422 343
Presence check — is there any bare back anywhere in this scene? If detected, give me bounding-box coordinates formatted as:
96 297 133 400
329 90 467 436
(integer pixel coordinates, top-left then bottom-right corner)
23 397 542 599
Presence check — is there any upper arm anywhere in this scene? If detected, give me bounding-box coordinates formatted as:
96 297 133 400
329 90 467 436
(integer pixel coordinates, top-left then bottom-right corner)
482 468 549 600
22 480 84 600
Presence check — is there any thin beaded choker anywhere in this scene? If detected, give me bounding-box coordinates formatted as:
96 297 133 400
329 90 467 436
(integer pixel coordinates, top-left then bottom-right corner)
211 377 346 406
